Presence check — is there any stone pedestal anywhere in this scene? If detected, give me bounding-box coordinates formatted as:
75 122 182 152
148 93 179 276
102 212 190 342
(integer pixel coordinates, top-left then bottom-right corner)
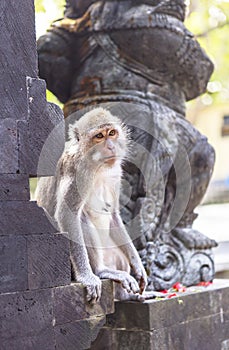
91 280 229 350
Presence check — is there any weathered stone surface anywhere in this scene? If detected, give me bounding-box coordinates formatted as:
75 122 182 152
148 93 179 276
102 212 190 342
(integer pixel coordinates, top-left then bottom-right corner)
0 201 57 235
17 120 29 174
0 289 53 341
1 329 56 350
0 119 18 173
0 0 37 79
131 313 226 350
107 281 229 331
91 328 153 350
0 73 28 121
92 314 226 350
53 279 114 325
0 0 37 126
0 174 29 201
55 316 106 350
26 77 65 176
0 235 27 293
27 233 71 289
92 280 229 350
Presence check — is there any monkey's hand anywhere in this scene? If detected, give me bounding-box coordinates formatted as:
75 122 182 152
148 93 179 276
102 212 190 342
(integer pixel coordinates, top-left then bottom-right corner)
118 272 141 294
78 273 102 304
98 270 140 295
130 263 148 294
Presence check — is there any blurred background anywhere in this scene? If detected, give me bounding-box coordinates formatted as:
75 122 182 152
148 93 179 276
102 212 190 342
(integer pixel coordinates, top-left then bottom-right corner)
33 0 229 278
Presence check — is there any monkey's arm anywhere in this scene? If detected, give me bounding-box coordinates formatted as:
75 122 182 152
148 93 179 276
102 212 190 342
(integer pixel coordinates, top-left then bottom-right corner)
55 178 102 303
110 213 148 294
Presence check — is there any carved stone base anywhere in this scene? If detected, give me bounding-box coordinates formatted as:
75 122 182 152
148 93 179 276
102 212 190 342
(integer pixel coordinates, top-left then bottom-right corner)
142 230 216 291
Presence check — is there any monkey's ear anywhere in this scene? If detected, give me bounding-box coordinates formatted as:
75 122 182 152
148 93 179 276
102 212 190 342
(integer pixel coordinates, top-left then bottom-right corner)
69 124 80 141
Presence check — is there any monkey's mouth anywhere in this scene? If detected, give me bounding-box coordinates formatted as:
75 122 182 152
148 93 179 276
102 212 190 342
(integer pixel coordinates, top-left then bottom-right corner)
103 156 117 163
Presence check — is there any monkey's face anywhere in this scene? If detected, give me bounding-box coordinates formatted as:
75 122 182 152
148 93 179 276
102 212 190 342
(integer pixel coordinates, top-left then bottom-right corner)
89 126 126 167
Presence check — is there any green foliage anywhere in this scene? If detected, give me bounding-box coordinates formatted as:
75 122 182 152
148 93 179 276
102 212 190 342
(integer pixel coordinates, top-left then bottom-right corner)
35 0 45 13
186 0 229 106
35 0 65 106
35 0 65 15
35 0 65 37
46 90 63 109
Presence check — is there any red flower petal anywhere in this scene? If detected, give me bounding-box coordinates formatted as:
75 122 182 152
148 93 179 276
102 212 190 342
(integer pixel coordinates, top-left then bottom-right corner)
172 282 186 292
168 293 177 298
197 281 213 287
160 289 169 294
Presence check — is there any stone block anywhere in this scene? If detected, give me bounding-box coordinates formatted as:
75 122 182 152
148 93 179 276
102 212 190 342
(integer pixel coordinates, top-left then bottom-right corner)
0 289 53 341
0 119 18 173
0 73 28 120
98 281 229 350
107 282 229 331
0 201 57 235
94 309 229 350
53 279 114 325
91 328 152 350
0 174 29 201
0 0 37 78
1 328 56 350
26 77 65 176
0 235 27 293
54 316 106 350
27 233 71 290
148 313 226 350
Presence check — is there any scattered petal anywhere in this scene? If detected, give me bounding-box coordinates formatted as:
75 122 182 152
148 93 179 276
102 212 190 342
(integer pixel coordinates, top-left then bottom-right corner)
160 289 169 294
197 281 213 287
167 293 177 298
172 282 187 292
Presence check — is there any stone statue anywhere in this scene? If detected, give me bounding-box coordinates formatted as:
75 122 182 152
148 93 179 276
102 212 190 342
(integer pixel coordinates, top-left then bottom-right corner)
37 0 217 290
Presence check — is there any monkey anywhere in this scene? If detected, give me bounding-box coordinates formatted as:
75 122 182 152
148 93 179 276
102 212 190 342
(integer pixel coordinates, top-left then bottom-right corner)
36 107 163 303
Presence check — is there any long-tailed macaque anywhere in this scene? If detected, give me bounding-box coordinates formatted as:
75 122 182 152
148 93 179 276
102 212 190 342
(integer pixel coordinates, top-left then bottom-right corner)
36 108 159 302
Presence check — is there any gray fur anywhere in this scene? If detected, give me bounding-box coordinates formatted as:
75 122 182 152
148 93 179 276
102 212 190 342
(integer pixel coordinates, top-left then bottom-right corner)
36 108 149 303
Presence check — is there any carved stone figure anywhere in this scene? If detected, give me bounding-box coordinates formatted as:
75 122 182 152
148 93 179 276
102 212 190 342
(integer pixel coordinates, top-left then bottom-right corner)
37 0 217 290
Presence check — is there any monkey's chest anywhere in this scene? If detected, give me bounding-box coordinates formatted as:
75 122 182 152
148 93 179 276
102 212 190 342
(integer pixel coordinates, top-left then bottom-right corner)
84 183 116 229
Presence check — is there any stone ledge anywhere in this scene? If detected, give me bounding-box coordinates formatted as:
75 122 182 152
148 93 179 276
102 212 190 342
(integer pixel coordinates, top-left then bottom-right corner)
0 280 114 350
53 280 114 325
91 280 229 350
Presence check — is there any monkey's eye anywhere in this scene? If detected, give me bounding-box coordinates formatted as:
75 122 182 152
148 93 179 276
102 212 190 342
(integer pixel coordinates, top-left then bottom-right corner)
109 130 116 136
95 132 104 139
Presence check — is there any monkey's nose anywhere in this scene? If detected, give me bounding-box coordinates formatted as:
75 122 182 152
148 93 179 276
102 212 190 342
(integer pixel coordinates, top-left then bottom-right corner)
106 139 115 151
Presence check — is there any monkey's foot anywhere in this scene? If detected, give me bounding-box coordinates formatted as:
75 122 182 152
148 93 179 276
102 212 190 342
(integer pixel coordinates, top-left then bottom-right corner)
99 270 141 295
124 291 166 302
172 228 218 250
